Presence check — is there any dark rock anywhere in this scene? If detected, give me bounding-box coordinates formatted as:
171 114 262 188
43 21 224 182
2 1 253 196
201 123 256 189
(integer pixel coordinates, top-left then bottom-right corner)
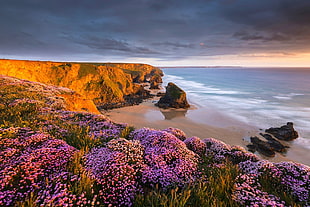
155 82 190 109
259 133 288 152
99 86 154 110
250 136 275 157
156 92 166 97
246 144 257 153
265 122 298 141
149 74 163 89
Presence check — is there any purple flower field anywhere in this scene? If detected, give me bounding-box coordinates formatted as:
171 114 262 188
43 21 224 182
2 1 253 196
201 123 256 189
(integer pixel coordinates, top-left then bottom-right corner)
0 75 309 206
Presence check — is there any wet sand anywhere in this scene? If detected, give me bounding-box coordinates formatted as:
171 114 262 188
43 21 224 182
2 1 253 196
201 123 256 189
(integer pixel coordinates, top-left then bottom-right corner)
102 98 307 165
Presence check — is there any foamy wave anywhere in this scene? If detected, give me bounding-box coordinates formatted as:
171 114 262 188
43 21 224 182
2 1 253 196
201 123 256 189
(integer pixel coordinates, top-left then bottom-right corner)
273 96 292 100
294 137 310 150
273 93 304 100
164 74 249 95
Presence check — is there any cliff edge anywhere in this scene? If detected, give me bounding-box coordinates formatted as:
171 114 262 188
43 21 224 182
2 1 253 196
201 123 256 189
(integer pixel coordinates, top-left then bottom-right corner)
0 59 163 109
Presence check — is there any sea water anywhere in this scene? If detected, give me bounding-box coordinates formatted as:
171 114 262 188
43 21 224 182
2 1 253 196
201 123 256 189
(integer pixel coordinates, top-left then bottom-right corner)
162 67 310 150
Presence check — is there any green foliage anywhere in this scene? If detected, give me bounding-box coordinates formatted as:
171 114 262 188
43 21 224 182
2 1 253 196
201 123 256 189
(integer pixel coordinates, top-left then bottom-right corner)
46 120 101 151
67 150 96 200
134 186 191 207
78 64 98 79
259 174 303 207
0 84 43 104
0 102 43 128
120 126 135 139
133 160 240 207
16 192 37 207
167 83 183 99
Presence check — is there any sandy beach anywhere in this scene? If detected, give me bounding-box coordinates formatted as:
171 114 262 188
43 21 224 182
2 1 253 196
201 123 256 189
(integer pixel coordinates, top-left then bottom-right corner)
102 97 309 164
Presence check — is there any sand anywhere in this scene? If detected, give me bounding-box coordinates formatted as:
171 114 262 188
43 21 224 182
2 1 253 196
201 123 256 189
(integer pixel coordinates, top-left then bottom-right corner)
101 98 306 164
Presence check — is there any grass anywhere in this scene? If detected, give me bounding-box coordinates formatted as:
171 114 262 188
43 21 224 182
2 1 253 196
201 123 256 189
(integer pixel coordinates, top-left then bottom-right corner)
134 159 240 207
78 64 98 79
120 126 135 139
67 150 96 200
259 174 303 207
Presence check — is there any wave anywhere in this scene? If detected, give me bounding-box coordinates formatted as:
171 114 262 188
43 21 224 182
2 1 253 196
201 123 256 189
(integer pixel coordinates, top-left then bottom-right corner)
273 93 304 100
294 137 310 150
164 74 250 95
163 69 310 150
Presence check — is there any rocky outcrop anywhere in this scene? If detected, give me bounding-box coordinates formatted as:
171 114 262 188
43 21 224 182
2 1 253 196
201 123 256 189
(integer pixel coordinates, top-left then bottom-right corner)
247 133 289 157
265 122 298 141
259 133 288 152
247 123 297 157
248 136 276 157
0 59 162 110
155 82 190 109
149 74 163 89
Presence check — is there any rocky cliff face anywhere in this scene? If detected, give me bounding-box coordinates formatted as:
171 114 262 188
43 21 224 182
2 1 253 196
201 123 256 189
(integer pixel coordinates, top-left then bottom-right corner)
0 59 163 109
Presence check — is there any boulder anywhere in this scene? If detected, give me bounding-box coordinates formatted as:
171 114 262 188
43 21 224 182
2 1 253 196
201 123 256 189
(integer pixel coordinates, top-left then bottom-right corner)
249 136 275 157
155 82 190 109
265 122 298 141
259 133 288 152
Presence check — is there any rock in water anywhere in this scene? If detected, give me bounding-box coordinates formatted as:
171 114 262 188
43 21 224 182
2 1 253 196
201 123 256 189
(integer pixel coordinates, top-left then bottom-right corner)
155 82 190 109
265 122 298 141
259 133 288 152
250 136 276 157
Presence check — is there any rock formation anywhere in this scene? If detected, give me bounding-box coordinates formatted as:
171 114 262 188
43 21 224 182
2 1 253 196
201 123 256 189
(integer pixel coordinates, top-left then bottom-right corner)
248 136 276 157
149 74 163 89
265 122 298 141
247 133 289 157
247 123 297 157
259 133 288 152
0 59 163 110
155 82 190 109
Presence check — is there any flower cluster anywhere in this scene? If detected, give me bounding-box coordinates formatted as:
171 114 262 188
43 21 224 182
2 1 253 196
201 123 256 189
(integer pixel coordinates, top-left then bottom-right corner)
233 173 285 206
184 136 206 156
162 127 187 141
131 128 199 188
0 75 71 110
203 138 259 164
236 159 310 206
0 127 76 206
85 147 139 206
107 138 146 171
58 111 127 142
271 162 310 202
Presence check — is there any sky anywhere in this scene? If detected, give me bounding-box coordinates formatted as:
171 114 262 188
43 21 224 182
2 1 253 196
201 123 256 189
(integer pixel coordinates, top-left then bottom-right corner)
1 0 310 67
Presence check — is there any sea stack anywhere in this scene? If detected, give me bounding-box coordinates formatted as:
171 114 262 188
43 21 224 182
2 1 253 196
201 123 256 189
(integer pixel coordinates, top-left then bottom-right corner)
265 122 299 141
155 82 190 109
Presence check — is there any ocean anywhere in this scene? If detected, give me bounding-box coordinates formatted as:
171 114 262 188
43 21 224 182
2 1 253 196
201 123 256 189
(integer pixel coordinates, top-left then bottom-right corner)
162 67 310 151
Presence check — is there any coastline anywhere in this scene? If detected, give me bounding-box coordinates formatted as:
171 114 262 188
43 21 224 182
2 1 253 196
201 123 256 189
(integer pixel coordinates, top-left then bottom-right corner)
103 97 310 165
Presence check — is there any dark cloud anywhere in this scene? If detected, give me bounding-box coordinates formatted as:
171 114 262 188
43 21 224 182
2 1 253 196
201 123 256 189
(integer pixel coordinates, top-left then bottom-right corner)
221 0 310 40
71 35 159 55
233 31 290 42
0 0 309 63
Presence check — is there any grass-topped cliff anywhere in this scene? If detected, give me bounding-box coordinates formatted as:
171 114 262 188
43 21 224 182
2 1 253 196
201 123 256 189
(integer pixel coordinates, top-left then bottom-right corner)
0 59 163 108
0 75 309 206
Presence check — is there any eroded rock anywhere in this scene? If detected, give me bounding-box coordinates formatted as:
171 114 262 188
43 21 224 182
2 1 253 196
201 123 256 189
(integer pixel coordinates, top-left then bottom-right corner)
155 82 190 109
265 122 298 141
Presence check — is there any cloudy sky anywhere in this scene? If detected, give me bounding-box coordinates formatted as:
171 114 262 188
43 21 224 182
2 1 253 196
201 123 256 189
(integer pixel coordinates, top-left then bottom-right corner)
1 0 310 66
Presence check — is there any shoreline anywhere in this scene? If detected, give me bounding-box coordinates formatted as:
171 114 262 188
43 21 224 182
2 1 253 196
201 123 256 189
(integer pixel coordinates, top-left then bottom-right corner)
102 97 310 165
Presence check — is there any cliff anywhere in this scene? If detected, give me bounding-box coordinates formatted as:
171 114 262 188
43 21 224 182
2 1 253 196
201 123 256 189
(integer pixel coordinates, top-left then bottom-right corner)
0 59 163 109
0 75 100 114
